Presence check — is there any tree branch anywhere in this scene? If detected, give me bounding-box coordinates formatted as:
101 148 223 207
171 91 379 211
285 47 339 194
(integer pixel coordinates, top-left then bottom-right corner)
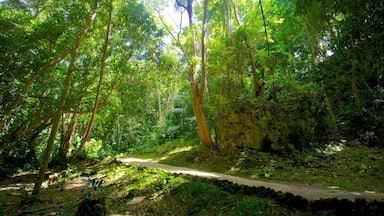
230 0 241 25
259 0 269 56
175 0 188 10
154 8 186 54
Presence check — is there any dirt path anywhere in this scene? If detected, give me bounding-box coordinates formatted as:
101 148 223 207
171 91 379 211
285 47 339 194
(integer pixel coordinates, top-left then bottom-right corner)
117 158 384 201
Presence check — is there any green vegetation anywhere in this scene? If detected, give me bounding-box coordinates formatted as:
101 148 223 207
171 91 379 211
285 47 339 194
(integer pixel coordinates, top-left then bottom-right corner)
131 139 384 193
1 157 382 215
1 0 383 214
0 159 296 215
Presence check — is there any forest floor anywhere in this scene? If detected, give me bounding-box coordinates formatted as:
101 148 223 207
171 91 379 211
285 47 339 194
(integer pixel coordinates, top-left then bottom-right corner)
130 139 384 194
117 157 384 201
1 140 383 215
1 158 320 216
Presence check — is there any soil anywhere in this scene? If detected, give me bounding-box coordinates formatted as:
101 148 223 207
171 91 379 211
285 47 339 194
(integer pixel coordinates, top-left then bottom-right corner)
117 157 384 201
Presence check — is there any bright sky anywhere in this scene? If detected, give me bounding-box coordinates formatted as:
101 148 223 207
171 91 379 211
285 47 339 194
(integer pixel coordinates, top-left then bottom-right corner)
153 0 189 44
162 0 189 28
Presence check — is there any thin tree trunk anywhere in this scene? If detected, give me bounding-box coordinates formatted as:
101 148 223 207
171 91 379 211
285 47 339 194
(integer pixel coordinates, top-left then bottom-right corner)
243 35 262 98
71 2 112 161
25 119 51 164
33 3 98 194
225 0 232 35
259 0 269 56
230 0 241 25
351 74 360 107
153 70 163 127
349 35 360 108
200 0 208 97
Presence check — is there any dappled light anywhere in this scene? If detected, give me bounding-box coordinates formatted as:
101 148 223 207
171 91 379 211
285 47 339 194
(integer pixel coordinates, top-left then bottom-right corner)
1 0 383 215
118 158 219 177
168 146 194 156
316 140 346 155
173 170 219 178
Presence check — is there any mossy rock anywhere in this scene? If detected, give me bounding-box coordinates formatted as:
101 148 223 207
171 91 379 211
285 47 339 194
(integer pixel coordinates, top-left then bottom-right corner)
215 94 318 152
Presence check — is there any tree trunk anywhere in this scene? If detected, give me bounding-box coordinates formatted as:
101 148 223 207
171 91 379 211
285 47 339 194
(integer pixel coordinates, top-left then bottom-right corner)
71 2 112 161
351 73 361 108
247 40 262 98
153 70 163 127
191 88 212 147
33 3 98 194
197 0 213 148
25 119 52 165
176 0 213 148
59 113 77 160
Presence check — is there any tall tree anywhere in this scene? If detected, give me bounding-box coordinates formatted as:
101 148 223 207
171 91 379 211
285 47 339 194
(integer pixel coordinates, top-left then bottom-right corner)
71 0 113 161
33 0 99 194
175 0 213 148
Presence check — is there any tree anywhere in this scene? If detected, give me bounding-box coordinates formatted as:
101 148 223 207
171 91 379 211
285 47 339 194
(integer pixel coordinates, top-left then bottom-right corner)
173 0 213 148
71 0 113 161
33 0 99 194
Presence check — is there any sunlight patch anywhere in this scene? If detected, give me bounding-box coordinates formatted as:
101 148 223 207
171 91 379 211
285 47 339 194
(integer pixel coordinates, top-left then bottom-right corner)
316 140 346 155
173 170 219 178
0 186 21 191
158 146 194 161
118 158 152 163
168 146 193 155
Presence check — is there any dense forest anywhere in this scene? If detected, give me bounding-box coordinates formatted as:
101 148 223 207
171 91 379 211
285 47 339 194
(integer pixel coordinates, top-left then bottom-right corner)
1 0 383 214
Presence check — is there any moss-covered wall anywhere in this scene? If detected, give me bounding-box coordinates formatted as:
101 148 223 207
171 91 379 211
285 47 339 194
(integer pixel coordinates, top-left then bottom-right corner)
215 91 318 152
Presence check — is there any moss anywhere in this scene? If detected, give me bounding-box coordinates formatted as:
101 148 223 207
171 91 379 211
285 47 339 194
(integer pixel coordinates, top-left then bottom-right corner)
215 87 319 152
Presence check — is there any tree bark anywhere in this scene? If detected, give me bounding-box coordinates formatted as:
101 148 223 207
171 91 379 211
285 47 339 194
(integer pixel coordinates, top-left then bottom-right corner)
71 1 112 161
33 2 98 194
59 113 78 160
4 112 55 141
175 0 213 148
259 0 269 56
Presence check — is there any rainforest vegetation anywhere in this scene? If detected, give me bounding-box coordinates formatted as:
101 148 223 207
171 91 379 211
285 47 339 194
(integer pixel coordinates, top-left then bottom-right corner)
0 0 383 215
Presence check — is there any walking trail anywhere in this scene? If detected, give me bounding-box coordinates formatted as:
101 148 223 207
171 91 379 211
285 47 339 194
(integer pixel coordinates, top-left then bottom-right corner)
117 158 384 201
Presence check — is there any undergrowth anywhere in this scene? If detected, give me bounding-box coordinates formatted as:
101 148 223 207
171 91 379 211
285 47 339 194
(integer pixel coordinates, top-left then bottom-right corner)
130 139 384 193
0 158 302 215
1 154 383 215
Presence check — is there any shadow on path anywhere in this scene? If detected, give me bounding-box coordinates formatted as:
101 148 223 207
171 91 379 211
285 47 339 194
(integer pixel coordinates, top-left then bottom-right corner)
117 157 384 201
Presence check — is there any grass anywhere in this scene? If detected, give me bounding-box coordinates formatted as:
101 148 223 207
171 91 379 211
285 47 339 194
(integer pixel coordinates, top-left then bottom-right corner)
129 139 384 193
1 139 382 215
0 158 302 215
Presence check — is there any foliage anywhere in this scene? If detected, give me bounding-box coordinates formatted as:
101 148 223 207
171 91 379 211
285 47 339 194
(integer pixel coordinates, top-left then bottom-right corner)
83 139 105 159
0 0 383 191
294 0 384 145
4 157 384 215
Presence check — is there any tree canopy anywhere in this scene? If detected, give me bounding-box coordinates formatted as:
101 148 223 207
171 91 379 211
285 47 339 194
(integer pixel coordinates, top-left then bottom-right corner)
0 0 383 192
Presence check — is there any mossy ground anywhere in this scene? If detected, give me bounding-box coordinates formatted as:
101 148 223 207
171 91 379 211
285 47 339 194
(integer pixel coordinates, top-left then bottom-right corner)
0 158 303 215
1 139 383 215
131 139 384 193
